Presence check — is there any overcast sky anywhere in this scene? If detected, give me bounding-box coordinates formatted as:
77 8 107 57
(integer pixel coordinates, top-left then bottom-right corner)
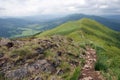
0 0 120 17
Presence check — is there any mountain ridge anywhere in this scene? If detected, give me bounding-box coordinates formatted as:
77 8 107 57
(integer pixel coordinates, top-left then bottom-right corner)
36 18 120 80
44 14 120 31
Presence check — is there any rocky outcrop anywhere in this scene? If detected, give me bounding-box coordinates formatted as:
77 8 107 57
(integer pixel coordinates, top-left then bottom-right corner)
0 35 83 80
5 60 55 80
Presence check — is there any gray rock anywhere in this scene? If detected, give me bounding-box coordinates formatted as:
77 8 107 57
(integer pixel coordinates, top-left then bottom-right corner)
5 59 56 80
5 68 29 80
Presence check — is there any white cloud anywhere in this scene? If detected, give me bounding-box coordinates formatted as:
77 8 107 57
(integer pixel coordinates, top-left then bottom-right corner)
0 0 120 17
99 5 108 9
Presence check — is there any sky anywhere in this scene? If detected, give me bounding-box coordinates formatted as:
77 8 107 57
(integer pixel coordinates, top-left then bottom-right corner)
0 0 120 17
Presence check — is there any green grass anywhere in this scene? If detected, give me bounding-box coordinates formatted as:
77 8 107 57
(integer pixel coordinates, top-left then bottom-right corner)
69 67 81 80
95 54 108 72
36 18 120 79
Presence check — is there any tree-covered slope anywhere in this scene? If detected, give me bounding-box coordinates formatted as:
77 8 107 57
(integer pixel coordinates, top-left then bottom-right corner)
37 18 120 80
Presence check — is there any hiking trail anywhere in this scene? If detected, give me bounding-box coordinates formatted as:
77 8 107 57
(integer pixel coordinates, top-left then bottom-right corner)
79 46 104 80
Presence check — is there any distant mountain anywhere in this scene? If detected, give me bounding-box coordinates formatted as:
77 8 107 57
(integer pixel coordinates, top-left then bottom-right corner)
36 18 120 79
103 15 120 21
43 14 120 31
22 14 65 22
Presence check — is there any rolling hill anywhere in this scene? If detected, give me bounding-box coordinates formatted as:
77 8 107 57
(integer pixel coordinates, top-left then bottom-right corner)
37 18 120 80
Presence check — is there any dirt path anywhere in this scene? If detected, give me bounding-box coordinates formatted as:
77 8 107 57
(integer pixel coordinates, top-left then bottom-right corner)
79 47 104 80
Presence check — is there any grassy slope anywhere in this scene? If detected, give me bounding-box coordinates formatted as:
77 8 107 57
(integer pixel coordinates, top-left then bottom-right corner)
36 18 120 80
